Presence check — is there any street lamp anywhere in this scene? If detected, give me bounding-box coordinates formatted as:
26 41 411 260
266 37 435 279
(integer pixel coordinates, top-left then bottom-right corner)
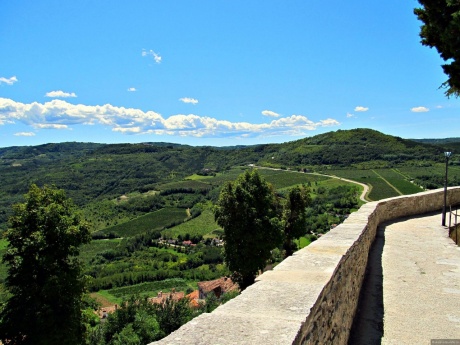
442 151 452 226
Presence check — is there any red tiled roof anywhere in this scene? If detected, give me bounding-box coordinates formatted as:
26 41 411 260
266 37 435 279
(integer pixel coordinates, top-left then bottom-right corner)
149 291 185 305
197 277 238 294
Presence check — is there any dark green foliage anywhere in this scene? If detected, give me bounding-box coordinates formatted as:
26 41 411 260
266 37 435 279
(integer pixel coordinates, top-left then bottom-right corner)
88 296 161 345
152 295 193 336
0 184 91 345
305 185 359 234
282 185 311 257
415 0 460 97
214 170 283 290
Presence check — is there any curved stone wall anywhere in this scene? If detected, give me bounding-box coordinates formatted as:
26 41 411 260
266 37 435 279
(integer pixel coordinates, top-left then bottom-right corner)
150 187 460 345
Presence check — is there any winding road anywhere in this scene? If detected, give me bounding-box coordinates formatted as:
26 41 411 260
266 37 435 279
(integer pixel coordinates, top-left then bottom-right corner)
254 166 370 202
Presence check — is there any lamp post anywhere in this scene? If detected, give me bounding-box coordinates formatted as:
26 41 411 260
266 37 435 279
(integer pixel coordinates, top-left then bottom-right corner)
442 151 452 226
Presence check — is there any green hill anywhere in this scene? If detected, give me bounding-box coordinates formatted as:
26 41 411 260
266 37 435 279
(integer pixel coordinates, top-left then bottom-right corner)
0 128 456 231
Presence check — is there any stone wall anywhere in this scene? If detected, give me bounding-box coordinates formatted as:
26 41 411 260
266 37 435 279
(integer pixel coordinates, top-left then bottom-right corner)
150 187 460 345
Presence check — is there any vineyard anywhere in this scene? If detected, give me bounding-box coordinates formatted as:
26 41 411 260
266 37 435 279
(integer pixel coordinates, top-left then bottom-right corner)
93 208 187 238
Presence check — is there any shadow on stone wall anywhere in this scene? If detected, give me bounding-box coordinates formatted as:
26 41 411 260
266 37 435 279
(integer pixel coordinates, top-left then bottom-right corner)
348 225 384 345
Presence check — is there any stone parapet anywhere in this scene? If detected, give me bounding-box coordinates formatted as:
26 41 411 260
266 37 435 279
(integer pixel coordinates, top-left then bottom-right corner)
150 187 460 345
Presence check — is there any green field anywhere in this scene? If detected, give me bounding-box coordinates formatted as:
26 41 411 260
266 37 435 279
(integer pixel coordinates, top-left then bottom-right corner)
0 240 7 282
374 169 423 195
80 239 122 264
106 278 196 299
259 169 329 189
157 180 211 191
94 208 187 238
161 209 221 239
321 169 402 201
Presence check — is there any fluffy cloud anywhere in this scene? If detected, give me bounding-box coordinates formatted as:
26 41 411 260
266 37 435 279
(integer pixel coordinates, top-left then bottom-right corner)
411 106 429 113
354 106 369 112
14 132 35 136
179 97 199 105
261 110 281 118
0 76 18 85
142 49 162 63
33 124 69 129
0 98 340 138
45 90 77 98
346 112 355 118
127 87 137 92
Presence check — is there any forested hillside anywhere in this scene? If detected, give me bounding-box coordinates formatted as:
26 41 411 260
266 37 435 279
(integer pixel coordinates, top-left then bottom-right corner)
1 128 460 343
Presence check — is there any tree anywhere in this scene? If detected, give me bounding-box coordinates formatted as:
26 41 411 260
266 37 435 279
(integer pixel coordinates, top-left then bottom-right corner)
414 0 460 97
92 296 161 345
282 185 311 257
0 184 91 345
213 169 282 290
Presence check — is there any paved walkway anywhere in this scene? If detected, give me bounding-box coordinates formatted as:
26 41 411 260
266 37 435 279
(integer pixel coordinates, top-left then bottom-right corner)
351 212 460 344
382 212 460 344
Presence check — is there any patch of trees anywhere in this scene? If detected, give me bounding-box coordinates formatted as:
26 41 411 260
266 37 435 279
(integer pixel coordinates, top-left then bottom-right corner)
214 171 360 290
0 185 91 345
87 290 238 344
415 0 460 97
214 170 311 289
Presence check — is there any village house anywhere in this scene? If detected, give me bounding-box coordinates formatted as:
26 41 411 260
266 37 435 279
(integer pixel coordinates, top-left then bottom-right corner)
197 276 238 300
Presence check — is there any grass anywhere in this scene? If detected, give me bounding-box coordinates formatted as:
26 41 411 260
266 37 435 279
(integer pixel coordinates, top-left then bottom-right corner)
161 209 221 239
106 278 196 299
296 236 312 249
94 208 187 238
80 239 122 264
0 239 8 250
185 174 215 180
157 180 211 191
92 290 123 306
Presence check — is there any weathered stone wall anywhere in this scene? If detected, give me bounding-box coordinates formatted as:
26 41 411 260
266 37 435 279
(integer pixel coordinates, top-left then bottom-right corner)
150 187 460 345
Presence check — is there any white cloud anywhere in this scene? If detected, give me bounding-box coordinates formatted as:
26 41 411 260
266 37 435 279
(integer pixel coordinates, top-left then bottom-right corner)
142 49 162 63
127 87 137 92
0 76 18 85
354 106 369 112
436 105 443 109
34 124 69 130
0 98 340 138
411 106 429 113
14 132 35 136
346 112 355 118
179 97 199 105
45 90 77 98
261 110 281 118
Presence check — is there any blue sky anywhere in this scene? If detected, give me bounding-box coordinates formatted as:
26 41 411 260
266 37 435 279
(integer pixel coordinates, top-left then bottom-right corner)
0 0 458 148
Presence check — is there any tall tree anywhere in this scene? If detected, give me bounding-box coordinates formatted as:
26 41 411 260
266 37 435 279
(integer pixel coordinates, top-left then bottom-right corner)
213 169 282 290
414 0 460 97
282 185 311 257
0 184 91 345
